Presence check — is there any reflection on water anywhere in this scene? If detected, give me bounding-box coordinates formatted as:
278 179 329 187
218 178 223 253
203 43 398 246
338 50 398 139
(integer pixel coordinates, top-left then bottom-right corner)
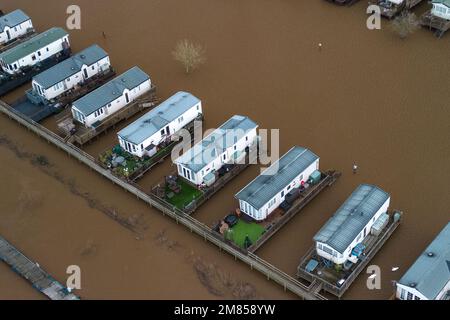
0 0 449 299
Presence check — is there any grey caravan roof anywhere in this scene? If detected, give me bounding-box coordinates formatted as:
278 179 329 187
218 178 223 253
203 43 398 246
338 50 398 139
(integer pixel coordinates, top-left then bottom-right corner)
313 184 390 254
118 91 200 145
0 9 30 32
72 66 150 116
235 146 319 210
175 115 258 173
33 44 108 89
398 222 450 300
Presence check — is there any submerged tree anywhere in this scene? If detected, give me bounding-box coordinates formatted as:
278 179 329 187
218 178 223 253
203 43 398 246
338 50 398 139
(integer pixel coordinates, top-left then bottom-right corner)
390 12 420 39
172 39 206 74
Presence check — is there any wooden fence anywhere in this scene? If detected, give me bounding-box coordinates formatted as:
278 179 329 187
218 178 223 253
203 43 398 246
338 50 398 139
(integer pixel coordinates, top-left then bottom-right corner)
0 100 325 300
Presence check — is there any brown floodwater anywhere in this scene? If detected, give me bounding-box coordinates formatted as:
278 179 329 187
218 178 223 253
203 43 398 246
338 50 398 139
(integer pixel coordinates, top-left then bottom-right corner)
0 0 449 300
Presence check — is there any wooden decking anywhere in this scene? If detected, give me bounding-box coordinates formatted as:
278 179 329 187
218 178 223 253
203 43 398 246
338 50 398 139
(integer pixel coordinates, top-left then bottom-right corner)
58 87 158 145
0 99 325 300
420 10 450 38
297 211 402 298
247 170 341 253
0 236 79 300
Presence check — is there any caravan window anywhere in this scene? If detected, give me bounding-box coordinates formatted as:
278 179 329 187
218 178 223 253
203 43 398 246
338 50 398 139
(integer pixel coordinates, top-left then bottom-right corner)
322 246 333 255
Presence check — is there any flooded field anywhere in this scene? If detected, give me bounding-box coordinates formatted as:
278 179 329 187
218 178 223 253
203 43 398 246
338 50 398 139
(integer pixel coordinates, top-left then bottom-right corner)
0 0 449 300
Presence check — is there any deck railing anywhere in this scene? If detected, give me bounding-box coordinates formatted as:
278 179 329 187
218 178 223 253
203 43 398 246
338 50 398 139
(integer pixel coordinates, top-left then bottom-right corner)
0 99 325 300
247 171 341 253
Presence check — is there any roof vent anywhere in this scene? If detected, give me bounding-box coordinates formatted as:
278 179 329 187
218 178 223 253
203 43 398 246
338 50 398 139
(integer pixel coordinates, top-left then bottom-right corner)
409 282 417 288
427 252 435 257
80 54 86 59
121 78 126 82
158 111 164 115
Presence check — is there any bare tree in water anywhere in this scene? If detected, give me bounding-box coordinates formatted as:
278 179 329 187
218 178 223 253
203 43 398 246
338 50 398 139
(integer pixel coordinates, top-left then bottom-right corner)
172 39 206 74
390 12 420 39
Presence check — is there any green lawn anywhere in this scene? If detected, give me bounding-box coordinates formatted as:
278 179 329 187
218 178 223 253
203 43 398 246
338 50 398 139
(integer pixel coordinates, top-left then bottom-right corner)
165 179 203 210
228 219 266 249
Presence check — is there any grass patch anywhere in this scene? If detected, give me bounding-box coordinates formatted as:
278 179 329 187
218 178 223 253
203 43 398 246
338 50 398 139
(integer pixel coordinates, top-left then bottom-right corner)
229 219 265 249
165 179 203 210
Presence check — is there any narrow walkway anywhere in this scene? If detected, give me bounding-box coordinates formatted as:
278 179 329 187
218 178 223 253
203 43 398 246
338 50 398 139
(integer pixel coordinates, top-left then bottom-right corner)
0 99 323 300
0 236 79 300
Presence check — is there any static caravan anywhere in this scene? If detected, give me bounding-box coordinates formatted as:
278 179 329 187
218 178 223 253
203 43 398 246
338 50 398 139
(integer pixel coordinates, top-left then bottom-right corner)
0 9 33 45
396 223 450 300
174 115 258 186
30 44 110 102
431 0 450 20
71 66 151 128
313 184 391 265
235 146 319 221
117 91 202 158
0 27 69 75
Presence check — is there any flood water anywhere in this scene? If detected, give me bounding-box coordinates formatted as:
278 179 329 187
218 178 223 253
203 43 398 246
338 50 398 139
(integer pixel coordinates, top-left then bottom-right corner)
0 0 449 300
